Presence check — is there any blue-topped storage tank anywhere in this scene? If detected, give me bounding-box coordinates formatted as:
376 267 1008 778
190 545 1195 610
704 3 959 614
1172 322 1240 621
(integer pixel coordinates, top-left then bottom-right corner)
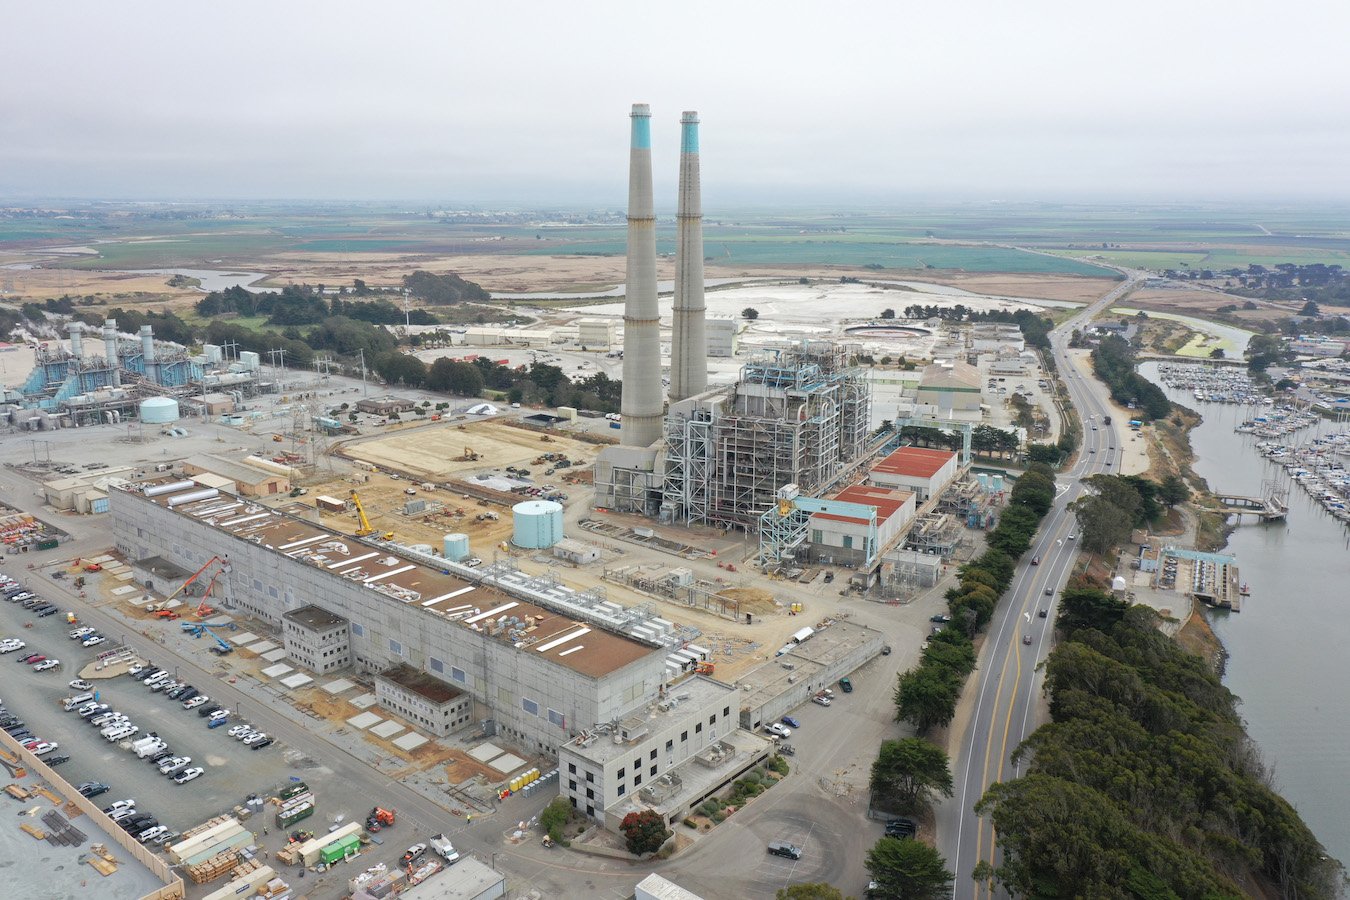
512 500 564 549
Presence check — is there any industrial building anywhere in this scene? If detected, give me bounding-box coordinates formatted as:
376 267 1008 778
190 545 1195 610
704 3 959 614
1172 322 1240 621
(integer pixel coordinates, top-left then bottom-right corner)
705 317 739 358
576 318 617 350
375 663 474 737
868 446 960 501
282 604 352 674
109 478 688 756
355 396 416 415
1 320 264 428
180 454 292 497
807 484 916 567
914 361 983 420
558 675 773 828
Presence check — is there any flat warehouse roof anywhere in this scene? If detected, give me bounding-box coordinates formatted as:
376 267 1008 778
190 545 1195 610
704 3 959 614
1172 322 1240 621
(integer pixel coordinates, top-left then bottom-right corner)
871 446 956 479
123 481 657 678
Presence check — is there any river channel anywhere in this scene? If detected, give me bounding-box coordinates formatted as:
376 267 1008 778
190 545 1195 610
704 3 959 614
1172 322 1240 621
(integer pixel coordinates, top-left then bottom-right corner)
1140 361 1350 863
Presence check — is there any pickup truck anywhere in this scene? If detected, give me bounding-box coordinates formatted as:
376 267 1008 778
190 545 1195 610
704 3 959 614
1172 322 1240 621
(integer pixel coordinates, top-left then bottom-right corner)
429 833 460 864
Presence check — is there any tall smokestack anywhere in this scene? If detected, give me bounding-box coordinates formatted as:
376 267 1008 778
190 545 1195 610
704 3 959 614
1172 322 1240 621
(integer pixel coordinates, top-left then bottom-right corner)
103 319 121 387
669 111 706 403
140 324 158 384
619 103 664 447
67 322 84 360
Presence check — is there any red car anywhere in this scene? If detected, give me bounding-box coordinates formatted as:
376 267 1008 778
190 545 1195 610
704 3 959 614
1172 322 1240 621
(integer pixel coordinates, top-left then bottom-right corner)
25 655 47 665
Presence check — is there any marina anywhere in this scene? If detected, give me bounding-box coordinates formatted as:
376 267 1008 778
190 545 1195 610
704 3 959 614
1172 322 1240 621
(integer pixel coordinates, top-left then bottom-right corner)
1257 430 1350 526
1156 362 1268 405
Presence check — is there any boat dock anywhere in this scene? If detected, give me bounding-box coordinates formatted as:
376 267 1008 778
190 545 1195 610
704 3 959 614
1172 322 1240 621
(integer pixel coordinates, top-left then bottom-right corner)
1159 546 1243 612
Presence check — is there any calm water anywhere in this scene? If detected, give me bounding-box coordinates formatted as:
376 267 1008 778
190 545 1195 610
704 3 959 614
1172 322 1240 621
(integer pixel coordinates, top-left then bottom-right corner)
1141 362 1350 863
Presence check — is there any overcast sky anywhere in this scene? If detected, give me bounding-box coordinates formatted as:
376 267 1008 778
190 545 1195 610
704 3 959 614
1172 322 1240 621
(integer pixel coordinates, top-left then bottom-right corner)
4 0 1349 206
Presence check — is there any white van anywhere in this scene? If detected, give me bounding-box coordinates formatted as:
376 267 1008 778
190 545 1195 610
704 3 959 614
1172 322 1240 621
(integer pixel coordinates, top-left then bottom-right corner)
63 693 95 711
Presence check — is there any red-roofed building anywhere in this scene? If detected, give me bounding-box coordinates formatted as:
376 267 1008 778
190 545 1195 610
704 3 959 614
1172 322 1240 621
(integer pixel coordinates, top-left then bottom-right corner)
869 446 959 500
808 484 916 567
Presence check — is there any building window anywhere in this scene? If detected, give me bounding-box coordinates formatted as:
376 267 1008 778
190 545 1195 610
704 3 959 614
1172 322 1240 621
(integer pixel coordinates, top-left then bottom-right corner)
665 739 673 751
811 529 822 544
695 723 702 734
709 715 715 726
634 774 642 787
650 749 657 761
650 765 657 776
681 730 688 742
843 535 854 549
389 638 403 656
617 784 625 797
547 708 565 728
568 762 576 774
450 666 466 684
586 771 594 783
351 622 365 637
633 758 641 771
429 657 444 674
522 698 539 716
617 768 625 780
586 788 594 800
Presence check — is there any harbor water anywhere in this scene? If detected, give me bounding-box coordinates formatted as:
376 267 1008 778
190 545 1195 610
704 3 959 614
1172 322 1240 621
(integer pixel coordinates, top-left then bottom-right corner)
1141 361 1350 863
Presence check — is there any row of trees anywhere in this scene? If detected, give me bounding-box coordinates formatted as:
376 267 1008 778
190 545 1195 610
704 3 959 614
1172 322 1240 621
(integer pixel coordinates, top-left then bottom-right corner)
892 463 1057 734
1070 472 1189 554
975 595 1341 898
196 284 441 328
899 306 1055 349
896 424 1019 459
1090 334 1171 420
369 354 624 414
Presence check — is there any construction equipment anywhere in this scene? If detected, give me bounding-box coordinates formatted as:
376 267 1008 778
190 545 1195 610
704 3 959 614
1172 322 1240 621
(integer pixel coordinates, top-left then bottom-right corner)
163 556 229 606
694 662 715 676
458 447 480 462
154 610 180 620
365 807 395 831
350 490 377 537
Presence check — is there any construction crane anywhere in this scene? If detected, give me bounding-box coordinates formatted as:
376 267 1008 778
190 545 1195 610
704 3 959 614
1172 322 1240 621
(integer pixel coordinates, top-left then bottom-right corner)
193 568 225 619
350 489 376 536
163 555 230 607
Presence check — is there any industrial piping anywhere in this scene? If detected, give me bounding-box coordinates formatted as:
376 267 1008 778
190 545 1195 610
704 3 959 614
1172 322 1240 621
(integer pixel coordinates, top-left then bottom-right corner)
669 110 707 403
619 103 664 448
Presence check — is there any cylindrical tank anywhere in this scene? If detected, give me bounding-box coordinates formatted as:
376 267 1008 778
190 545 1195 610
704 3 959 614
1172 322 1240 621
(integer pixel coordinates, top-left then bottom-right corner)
512 500 564 549
140 396 180 424
443 533 470 561
992 474 1005 492
68 322 84 359
145 479 194 497
167 488 219 507
977 472 990 492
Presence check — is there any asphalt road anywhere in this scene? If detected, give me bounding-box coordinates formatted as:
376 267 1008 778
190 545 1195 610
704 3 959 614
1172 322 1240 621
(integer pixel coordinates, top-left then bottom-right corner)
942 272 1141 898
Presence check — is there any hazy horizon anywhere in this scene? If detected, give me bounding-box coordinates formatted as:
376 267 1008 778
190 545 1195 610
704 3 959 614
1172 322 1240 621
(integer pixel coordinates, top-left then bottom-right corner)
5 1 1349 205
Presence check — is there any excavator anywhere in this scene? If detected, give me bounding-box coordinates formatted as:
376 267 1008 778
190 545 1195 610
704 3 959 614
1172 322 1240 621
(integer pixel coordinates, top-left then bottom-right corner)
350 490 393 540
150 555 229 617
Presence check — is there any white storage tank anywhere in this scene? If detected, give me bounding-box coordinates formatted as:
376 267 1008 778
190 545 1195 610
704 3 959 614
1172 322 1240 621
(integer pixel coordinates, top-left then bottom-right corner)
140 396 180 425
444 533 470 561
512 500 564 549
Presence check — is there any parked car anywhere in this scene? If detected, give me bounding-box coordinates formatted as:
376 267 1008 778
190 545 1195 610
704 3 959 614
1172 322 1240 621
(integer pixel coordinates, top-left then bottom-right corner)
929 614 951 623
148 750 175 765
77 782 111 798
45 755 70 766
227 725 250 738
811 695 831 707
768 840 803 860
884 817 917 838
103 799 136 814
68 679 92 691
37 606 60 618
81 635 106 647
172 767 204 785
250 737 274 750
243 731 267 745
839 677 853 693
80 704 111 719
33 659 60 672
182 696 207 710
781 716 800 729
31 741 59 756
764 722 791 738
197 704 223 718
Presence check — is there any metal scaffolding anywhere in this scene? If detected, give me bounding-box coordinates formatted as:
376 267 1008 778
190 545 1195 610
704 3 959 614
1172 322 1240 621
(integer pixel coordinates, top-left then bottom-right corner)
662 341 872 531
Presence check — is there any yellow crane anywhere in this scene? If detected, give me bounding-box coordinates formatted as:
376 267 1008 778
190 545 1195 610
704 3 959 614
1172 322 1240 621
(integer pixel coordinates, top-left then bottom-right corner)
349 490 393 540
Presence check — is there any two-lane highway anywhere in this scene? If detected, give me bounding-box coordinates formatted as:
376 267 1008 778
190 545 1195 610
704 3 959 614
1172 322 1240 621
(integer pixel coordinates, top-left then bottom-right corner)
943 273 1140 897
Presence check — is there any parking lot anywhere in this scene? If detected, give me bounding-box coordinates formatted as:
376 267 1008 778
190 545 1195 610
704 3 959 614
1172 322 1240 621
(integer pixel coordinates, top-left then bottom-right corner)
0 593 350 838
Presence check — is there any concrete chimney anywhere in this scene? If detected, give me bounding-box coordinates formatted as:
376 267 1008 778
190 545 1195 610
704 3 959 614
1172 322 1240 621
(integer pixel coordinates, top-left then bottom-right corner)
67 322 84 360
669 111 707 403
140 324 158 384
103 319 121 387
619 103 664 447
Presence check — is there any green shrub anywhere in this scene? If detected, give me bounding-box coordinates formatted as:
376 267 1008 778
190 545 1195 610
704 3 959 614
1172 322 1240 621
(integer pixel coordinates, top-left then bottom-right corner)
769 756 790 776
682 817 698 829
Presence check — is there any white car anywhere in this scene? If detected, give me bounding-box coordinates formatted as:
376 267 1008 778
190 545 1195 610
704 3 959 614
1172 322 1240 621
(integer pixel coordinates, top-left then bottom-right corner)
127 665 144 676
69 628 95 640
0 641 25 654
31 741 59 756
158 756 190 775
32 659 60 672
227 724 250 738
234 729 257 742
103 799 135 814
151 680 178 694
764 722 792 738
172 766 204 784
82 636 107 648
68 679 93 691
243 732 267 745
811 694 832 707
182 696 207 710
107 807 139 822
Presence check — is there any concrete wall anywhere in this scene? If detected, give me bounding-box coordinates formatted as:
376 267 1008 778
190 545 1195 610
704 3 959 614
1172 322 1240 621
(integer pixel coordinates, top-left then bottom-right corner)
738 633 885 731
111 490 669 756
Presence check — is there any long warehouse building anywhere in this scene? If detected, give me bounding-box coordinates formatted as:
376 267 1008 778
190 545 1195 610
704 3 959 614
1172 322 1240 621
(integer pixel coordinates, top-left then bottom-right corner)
109 480 672 756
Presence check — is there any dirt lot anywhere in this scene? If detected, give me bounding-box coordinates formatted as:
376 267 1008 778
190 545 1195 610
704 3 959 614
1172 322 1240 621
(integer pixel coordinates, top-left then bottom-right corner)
912 273 1118 303
340 419 600 483
1125 287 1290 324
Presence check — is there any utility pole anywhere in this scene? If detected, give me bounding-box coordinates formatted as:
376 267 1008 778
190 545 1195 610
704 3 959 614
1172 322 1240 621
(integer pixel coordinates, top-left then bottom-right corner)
403 289 411 331
266 348 287 390
357 348 369 397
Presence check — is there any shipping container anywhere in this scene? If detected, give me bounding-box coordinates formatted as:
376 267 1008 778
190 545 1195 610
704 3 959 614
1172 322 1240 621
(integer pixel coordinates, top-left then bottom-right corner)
278 781 309 801
320 834 361 865
276 802 314 829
